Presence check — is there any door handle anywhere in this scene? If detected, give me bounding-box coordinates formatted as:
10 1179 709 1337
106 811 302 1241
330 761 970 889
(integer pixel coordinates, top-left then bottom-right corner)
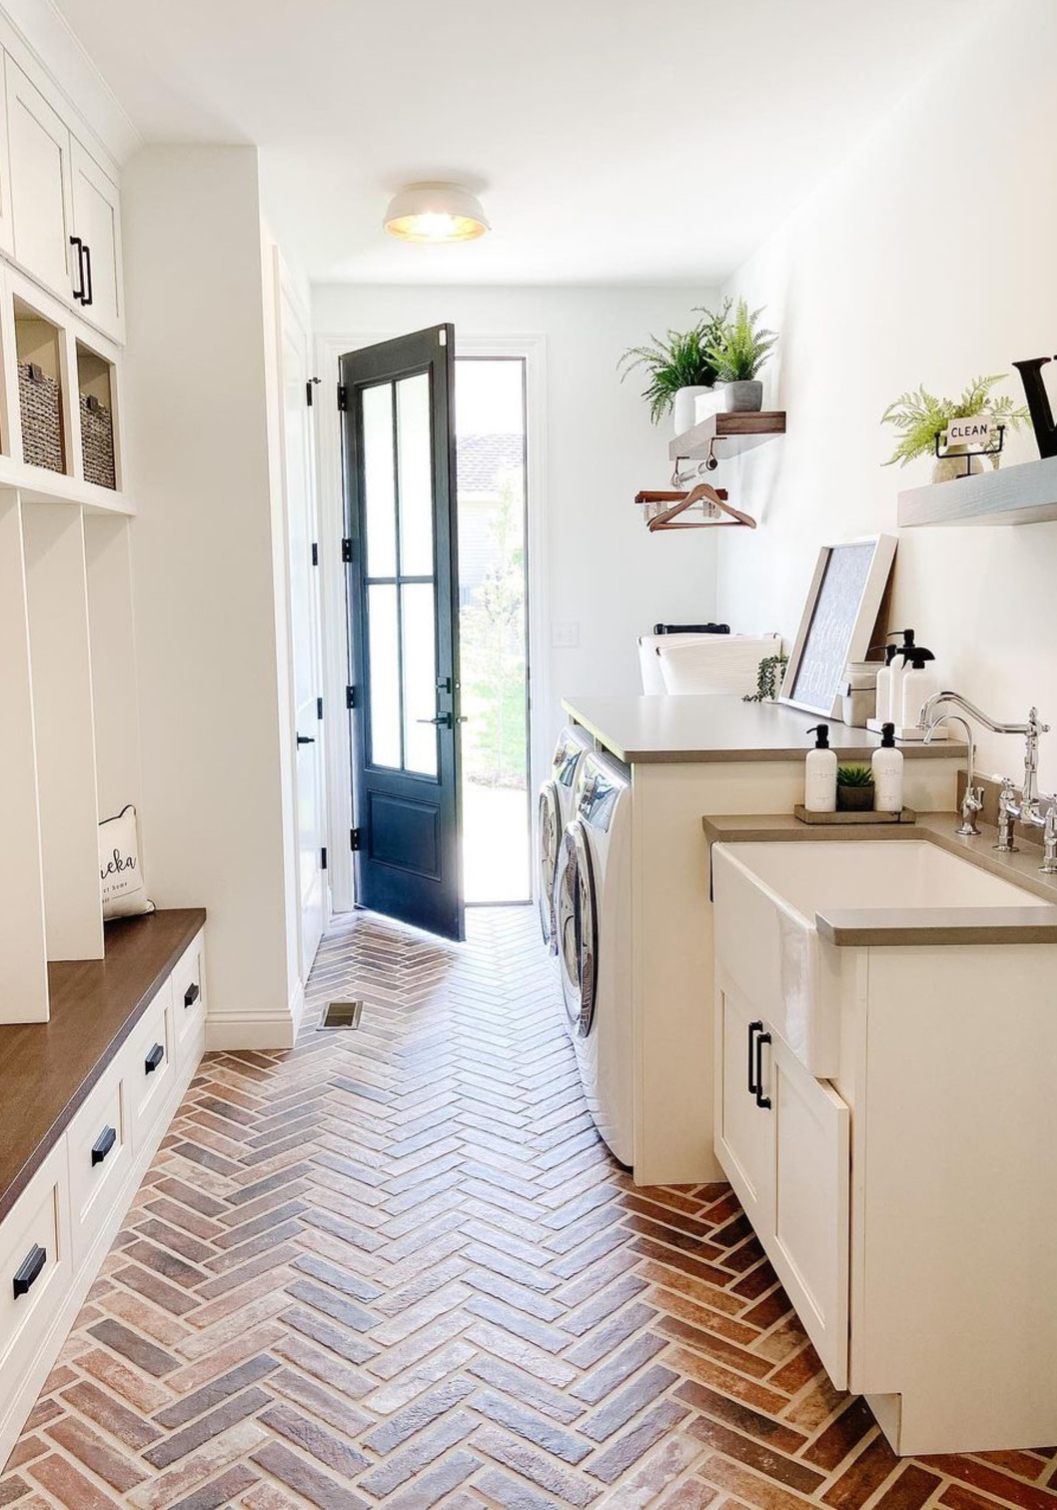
416 714 469 728
81 242 93 307
70 236 84 302
13 1244 46 1299
296 734 316 745
754 1029 772 1110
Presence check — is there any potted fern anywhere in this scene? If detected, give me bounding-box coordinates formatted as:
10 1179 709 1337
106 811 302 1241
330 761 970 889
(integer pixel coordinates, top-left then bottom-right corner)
619 303 730 434
705 299 778 413
881 375 1030 483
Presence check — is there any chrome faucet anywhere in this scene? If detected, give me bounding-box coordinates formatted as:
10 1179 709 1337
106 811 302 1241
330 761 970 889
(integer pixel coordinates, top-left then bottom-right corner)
923 712 982 835
918 691 1057 872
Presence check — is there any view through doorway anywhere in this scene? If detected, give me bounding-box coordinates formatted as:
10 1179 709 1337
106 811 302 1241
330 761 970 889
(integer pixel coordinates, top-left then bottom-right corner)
456 357 530 904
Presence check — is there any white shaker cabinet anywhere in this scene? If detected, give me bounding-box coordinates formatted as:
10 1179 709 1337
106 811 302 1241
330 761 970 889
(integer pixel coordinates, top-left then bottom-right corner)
4 56 74 303
4 55 124 344
69 138 123 343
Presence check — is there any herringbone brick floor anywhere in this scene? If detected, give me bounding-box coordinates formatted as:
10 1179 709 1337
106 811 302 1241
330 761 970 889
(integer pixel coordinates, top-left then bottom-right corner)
1 908 1053 1509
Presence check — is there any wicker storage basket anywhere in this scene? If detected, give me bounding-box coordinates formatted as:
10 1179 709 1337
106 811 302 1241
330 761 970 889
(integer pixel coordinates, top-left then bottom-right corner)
80 394 116 490
18 362 64 473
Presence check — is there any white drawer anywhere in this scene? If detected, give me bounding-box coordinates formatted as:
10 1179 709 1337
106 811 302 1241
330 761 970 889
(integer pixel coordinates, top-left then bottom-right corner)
0 1144 70 1402
66 1062 130 1267
171 930 206 1069
125 977 174 1154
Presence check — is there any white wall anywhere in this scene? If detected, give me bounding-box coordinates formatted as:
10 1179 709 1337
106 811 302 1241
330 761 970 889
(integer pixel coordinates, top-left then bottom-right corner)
123 144 299 1044
312 283 721 758
717 0 1057 786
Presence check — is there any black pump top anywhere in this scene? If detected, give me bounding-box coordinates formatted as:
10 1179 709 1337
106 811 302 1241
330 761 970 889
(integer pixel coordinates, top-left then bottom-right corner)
905 647 935 669
880 722 897 747
806 724 830 749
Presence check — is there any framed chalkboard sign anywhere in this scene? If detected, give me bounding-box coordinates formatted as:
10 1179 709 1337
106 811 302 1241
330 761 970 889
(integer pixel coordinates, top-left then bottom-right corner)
780 536 897 717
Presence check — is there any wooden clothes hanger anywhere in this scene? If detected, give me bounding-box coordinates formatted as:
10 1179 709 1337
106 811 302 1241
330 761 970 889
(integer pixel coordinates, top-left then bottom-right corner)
634 483 757 532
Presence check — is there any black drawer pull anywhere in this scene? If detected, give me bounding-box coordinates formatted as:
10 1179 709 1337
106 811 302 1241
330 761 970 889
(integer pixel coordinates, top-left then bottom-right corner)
70 235 84 301
91 1126 117 1165
184 983 200 1008
13 1244 46 1299
748 1021 763 1095
145 1043 165 1074
81 242 93 307
754 1030 773 1110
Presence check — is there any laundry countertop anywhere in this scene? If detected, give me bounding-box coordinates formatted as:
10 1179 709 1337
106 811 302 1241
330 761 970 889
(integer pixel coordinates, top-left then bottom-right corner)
561 694 966 765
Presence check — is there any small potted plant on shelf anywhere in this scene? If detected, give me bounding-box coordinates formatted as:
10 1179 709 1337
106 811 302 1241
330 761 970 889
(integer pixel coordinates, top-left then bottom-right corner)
881 374 1030 483
619 302 730 434
704 298 778 413
836 765 875 812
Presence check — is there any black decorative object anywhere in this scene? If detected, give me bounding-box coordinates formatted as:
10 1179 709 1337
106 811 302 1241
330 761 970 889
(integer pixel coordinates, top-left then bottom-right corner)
1013 356 1057 459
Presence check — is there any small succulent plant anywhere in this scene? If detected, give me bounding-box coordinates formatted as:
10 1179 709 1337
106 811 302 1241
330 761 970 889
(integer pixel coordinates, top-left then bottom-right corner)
837 765 875 787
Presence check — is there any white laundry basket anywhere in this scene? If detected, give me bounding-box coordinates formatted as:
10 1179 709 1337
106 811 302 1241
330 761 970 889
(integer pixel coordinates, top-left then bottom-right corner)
654 633 782 696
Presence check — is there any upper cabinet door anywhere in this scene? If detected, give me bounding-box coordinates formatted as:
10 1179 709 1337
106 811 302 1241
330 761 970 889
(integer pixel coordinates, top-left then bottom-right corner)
0 57 14 256
70 139 123 344
4 56 74 302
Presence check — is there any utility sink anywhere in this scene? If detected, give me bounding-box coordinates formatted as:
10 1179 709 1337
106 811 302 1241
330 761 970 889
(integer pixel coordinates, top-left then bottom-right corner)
712 840 1057 1076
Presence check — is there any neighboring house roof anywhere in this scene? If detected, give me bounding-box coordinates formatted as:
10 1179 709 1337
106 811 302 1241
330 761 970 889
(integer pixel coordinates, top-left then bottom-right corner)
457 432 523 494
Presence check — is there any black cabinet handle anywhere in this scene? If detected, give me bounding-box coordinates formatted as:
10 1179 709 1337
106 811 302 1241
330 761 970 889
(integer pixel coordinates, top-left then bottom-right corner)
754 1030 772 1110
145 1043 164 1074
13 1243 46 1299
184 982 200 1008
81 242 93 307
70 236 84 301
91 1125 117 1165
748 1021 763 1096
296 734 315 745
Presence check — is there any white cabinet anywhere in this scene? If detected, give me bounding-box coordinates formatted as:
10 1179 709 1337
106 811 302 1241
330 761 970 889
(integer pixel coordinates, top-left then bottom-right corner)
69 140 123 343
3 55 124 344
0 1143 70 1424
715 970 850 1388
4 56 74 303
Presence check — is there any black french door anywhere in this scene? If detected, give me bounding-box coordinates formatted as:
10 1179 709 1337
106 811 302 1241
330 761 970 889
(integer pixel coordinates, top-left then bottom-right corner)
340 326 464 941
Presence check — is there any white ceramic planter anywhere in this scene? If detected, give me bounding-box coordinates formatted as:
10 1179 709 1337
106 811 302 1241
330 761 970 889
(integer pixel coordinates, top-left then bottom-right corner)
694 387 727 425
673 386 712 435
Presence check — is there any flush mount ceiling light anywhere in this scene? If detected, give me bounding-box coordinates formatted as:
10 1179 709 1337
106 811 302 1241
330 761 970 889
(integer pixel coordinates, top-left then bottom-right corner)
383 182 490 244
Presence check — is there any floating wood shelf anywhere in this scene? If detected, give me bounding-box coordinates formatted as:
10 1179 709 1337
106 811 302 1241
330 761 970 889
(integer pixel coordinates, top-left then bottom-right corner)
898 455 1057 528
668 410 787 463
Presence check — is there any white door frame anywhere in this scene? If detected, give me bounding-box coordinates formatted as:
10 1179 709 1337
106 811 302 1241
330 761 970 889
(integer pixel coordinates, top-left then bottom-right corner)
313 329 548 916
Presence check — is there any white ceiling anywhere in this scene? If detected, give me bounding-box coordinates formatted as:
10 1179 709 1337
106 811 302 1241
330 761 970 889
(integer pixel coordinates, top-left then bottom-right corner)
51 0 991 286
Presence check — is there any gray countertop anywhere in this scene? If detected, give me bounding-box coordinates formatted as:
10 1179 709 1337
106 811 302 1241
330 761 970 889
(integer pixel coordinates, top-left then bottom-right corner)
702 811 1057 945
562 694 965 764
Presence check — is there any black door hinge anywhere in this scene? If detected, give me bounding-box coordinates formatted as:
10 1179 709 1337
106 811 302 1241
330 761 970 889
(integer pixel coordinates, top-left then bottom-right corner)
350 828 361 852
316 696 324 720
306 376 321 406
311 542 318 566
346 684 356 710
341 538 352 563
321 846 328 870
337 384 348 412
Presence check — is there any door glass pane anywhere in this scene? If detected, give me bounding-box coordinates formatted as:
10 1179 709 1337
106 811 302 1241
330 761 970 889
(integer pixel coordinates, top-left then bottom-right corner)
367 584 400 768
397 373 434 577
402 582 438 777
362 382 396 577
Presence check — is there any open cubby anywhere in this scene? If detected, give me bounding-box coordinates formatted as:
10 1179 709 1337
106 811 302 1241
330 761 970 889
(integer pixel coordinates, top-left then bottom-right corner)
77 342 117 490
14 298 67 475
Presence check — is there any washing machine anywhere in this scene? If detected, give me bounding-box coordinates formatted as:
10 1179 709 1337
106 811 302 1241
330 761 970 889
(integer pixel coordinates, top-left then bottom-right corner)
555 750 633 1165
537 725 594 952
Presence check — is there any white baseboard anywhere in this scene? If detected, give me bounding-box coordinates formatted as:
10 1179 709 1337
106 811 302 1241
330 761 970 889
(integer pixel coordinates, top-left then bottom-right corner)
205 1011 296 1051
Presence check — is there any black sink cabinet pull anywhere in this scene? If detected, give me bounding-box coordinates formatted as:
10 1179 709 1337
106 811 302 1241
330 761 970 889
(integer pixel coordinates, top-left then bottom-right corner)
748 1021 763 1096
145 1043 164 1074
13 1243 46 1299
184 983 200 1009
754 1028 773 1110
81 242 93 307
91 1126 117 1165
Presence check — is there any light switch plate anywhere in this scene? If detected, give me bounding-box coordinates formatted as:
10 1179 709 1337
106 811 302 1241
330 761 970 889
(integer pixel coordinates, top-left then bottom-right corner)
551 621 580 649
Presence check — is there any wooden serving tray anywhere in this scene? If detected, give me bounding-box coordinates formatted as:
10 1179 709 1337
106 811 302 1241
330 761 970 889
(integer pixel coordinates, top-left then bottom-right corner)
794 806 917 826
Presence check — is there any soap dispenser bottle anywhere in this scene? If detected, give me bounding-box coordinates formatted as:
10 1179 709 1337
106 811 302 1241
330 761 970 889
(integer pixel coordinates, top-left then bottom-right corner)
872 722 904 812
887 629 917 729
871 643 900 724
900 645 937 729
805 724 837 812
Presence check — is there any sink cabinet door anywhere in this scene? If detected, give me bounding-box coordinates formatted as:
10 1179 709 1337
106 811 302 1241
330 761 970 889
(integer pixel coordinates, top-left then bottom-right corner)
715 977 774 1231
769 1032 850 1388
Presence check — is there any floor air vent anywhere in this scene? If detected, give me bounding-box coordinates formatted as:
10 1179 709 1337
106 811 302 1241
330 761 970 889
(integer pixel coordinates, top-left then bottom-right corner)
318 1001 364 1030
